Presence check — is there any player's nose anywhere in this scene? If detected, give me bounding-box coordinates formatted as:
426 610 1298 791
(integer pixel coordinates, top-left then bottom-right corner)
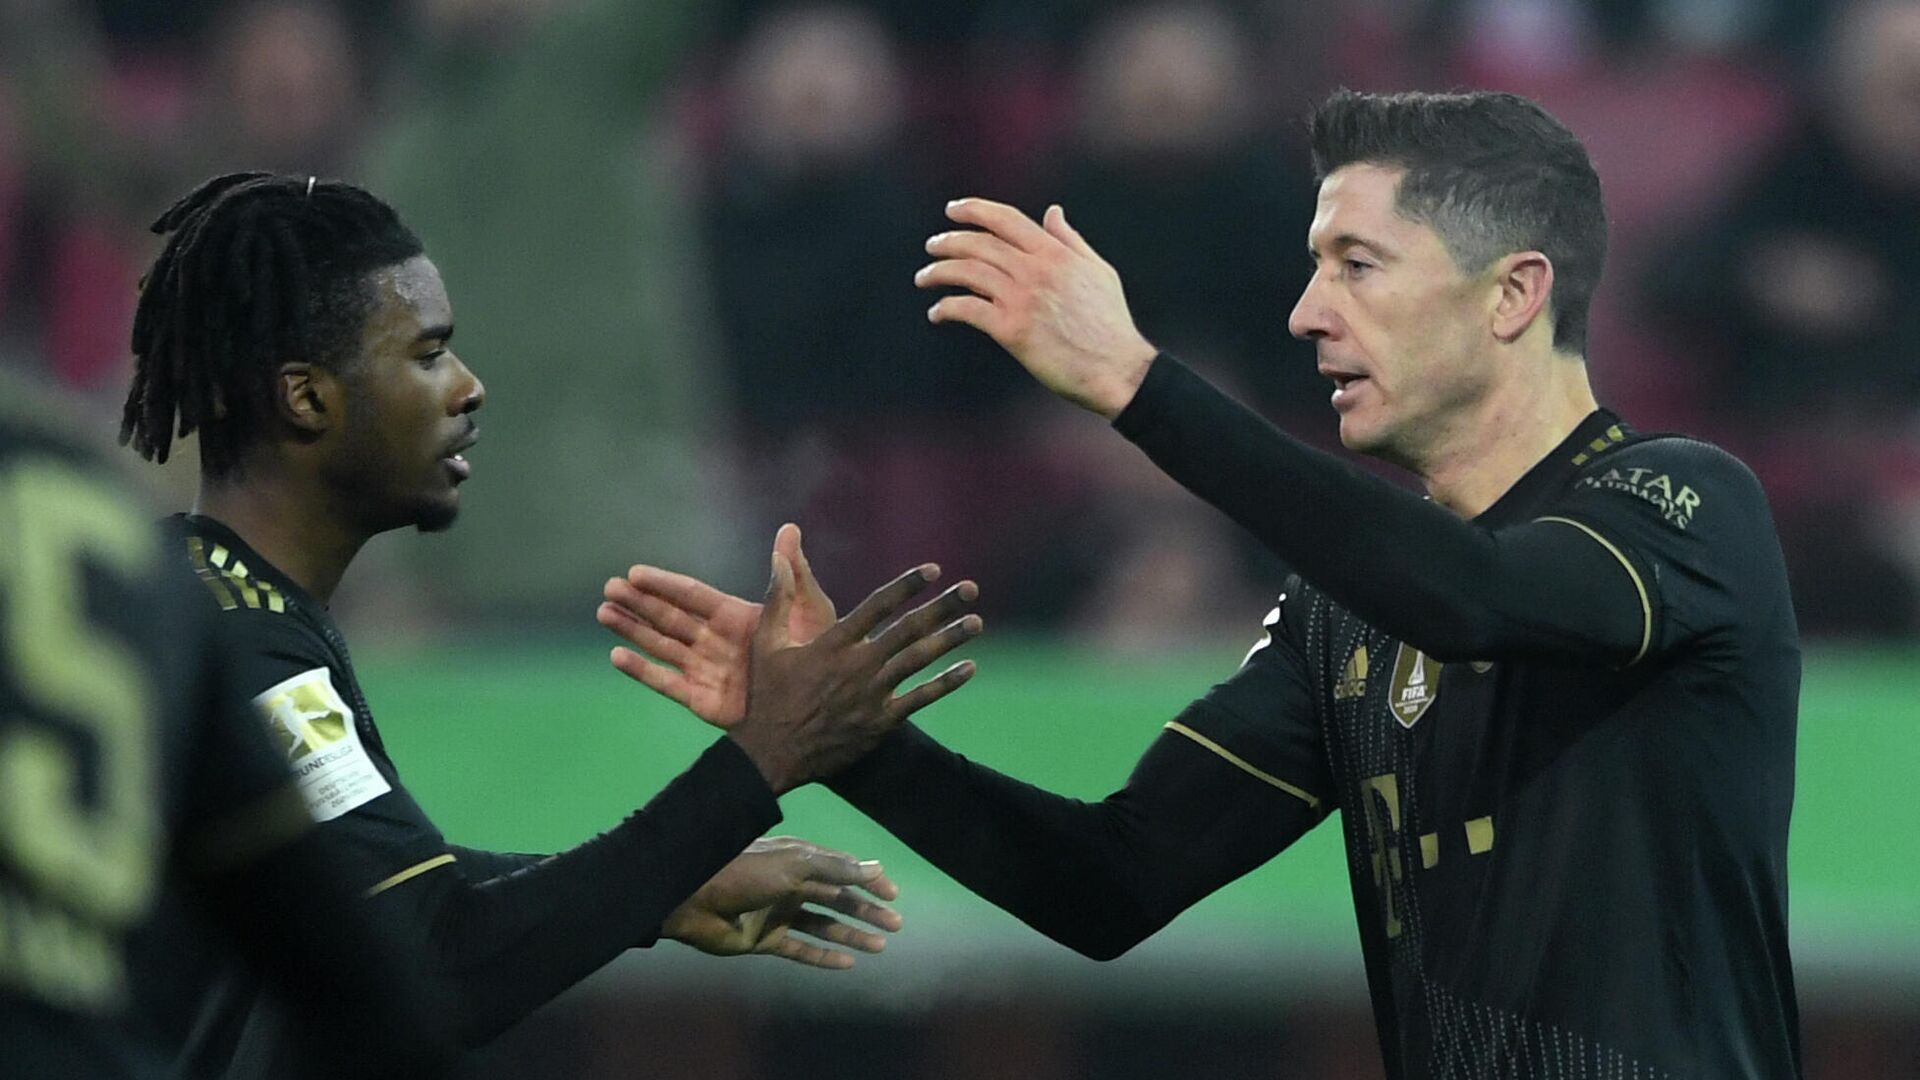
1288 278 1333 342
450 354 485 415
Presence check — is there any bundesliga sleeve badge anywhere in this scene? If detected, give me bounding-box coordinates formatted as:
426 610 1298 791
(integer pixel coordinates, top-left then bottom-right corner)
252 666 392 821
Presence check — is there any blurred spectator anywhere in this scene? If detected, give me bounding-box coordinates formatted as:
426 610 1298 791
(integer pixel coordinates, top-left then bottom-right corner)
969 2 1306 645
700 3 1035 613
1048 2 1322 425
363 0 748 625
1644 0 1920 422
1434 0 1832 59
1 0 382 400
704 3 919 429
1045 422 1288 655
704 4 1017 429
1639 0 1920 634
197 0 369 177
0 0 151 392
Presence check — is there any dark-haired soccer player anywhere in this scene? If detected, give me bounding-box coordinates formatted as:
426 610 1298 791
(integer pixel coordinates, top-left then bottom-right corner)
119 172 982 1079
607 91 1803 1078
1 369 454 1079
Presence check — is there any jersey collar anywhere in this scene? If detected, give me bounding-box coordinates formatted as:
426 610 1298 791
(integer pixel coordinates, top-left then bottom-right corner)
171 512 328 618
1474 408 1632 528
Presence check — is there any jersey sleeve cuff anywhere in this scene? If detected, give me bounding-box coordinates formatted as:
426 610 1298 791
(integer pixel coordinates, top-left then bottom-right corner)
823 724 933 809
700 735 784 820
1110 352 1185 440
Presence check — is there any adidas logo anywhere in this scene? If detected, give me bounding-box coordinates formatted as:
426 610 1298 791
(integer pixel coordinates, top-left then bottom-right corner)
1334 645 1369 701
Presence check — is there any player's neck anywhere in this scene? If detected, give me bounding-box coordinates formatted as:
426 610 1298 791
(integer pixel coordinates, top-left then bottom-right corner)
1418 354 1599 519
195 466 369 606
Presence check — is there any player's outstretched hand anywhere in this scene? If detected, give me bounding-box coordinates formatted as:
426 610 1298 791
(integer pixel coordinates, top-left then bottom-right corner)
917 197 1160 419
662 836 903 970
731 550 981 794
598 523 836 728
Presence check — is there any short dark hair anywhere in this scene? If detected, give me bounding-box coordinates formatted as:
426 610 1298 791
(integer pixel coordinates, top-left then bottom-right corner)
121 172 424 475
1308 89 1608 355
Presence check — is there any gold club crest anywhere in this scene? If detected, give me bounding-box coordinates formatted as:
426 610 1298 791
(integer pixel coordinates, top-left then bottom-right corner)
1388 643 1443 728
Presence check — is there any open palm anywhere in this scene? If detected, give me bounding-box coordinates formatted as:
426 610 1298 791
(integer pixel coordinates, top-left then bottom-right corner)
598 524 836 727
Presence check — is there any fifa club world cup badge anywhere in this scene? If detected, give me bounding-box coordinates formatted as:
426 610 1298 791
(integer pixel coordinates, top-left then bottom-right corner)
1389 643 1443 729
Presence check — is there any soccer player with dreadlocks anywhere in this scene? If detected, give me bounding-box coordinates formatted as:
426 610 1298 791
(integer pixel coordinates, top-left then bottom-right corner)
122 172 984 1080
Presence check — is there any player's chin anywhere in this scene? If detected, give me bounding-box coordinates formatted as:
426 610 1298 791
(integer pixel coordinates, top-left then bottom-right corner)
1337 413 1386 453
412 491 462 534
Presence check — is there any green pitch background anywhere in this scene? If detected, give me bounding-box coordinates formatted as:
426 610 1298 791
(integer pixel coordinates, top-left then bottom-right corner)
365 638 1918 990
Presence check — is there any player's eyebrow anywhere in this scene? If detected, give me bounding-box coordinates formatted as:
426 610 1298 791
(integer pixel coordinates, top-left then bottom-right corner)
414 324 454 345
1308 233 1399 261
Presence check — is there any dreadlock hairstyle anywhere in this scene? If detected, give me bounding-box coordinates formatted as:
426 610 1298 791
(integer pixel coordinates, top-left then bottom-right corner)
122 172 424 475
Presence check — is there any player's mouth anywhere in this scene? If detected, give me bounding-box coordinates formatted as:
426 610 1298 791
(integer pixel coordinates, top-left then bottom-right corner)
1321 367 1371 410
442 428 479 483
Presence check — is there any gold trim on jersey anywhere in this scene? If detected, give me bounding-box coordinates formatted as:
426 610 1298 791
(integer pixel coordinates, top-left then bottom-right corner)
1569 423 1627 466
1163 721 1321 810
1534 516 1652 665
365 853 457 898
186 535 286 613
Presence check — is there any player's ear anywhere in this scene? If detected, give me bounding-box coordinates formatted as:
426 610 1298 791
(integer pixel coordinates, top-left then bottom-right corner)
1490 251 1554 344
276 362 339 437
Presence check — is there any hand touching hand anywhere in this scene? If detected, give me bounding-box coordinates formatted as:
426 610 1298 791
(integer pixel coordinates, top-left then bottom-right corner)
602 532 983 793
598 524 835 727
916 198 1158 419
732 551 980 794
662 836 902 970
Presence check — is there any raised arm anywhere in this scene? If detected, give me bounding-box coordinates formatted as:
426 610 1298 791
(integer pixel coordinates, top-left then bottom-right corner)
1110 354 1648 663
915 198 1646 664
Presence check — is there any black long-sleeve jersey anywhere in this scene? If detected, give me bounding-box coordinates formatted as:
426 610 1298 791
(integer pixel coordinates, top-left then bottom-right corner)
169 514 781 1080
0 384 452 1079
832 356 1801 1079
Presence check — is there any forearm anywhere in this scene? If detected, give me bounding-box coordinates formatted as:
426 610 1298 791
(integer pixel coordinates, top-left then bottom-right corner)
1114 355 1644 662
445 846 545 881
393 738 779 1045
829 721 1313 960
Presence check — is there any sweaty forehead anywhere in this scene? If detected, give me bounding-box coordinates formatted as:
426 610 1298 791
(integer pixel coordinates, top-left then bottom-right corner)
362 255 451 345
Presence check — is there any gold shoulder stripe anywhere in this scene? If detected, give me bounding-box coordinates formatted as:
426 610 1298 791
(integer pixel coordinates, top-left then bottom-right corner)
187 536 240 611
1163 721 1321 810
1570 423 1628 466
365 853 458 898
185 536 286 613
1535 515 1652 665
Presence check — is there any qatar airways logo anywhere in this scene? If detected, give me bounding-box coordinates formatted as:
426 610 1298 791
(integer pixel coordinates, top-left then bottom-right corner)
1578 467 1701 530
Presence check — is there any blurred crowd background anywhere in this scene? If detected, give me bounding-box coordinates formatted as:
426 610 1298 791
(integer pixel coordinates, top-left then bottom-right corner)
6 0 1920 645
4 1 1920 1076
